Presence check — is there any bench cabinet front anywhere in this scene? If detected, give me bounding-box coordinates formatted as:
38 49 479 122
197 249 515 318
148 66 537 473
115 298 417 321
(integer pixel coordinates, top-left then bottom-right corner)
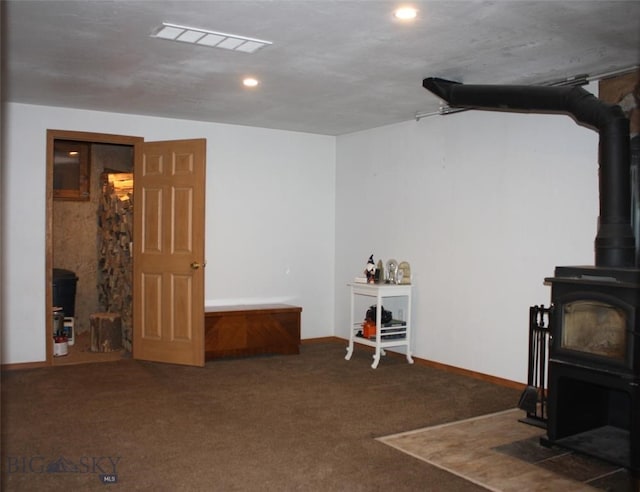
204 304 301 360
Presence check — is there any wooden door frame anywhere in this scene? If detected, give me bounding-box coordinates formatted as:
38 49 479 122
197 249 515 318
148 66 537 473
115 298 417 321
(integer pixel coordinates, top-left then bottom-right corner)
45 130 144 365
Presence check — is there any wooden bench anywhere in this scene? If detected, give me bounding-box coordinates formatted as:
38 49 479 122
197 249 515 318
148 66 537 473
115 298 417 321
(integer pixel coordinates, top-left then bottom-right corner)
204 304 302 360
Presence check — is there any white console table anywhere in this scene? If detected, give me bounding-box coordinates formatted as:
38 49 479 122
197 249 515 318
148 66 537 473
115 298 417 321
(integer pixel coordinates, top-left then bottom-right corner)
345 282 414 369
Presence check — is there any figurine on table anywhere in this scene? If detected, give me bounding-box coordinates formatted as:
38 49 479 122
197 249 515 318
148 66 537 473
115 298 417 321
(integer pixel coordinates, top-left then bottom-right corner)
365 254 376 284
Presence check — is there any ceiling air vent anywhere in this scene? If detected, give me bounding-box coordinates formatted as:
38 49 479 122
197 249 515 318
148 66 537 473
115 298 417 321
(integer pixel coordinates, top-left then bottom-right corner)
152 23 272 53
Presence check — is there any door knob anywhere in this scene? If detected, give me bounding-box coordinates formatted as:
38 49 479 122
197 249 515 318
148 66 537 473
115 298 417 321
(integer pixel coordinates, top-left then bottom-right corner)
191 261 206 270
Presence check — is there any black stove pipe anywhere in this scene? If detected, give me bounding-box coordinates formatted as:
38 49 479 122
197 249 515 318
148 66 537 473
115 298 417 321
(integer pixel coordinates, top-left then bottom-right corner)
423 77 634 268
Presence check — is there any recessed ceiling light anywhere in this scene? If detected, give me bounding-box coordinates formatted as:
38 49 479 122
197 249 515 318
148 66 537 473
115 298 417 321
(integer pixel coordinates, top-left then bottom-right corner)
243 78 259 88
152 23 272 54
394 7 418 20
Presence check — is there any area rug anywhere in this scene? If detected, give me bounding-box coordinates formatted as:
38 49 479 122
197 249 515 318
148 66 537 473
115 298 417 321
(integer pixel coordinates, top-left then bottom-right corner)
377 408 631 492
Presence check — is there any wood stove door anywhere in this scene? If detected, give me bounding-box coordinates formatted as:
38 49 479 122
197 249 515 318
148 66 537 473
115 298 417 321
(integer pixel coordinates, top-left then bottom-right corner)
133 139 206 367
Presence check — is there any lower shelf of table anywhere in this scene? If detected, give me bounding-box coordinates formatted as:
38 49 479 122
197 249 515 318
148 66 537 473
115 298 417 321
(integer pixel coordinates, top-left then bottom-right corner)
350 336 410 348
346 332 414 368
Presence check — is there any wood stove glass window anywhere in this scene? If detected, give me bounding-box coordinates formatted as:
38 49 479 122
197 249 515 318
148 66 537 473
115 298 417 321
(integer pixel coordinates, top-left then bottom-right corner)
561 300 627 361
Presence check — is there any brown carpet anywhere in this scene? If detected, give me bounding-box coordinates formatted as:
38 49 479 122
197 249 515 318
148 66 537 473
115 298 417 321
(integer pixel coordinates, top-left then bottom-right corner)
1 341 521 491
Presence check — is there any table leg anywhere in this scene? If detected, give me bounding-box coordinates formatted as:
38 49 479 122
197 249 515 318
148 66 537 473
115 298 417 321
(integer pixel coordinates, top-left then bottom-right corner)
345 343 354 360
371 349 381 369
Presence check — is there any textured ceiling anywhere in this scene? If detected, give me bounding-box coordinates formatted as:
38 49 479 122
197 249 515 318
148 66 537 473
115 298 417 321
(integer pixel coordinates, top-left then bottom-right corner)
3 0 640 135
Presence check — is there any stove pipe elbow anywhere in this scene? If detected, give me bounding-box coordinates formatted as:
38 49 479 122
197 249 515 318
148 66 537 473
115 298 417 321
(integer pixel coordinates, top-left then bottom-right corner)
423 77 634 268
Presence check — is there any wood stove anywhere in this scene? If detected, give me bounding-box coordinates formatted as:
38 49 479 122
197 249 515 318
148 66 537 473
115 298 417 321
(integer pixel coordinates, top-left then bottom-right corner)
544 265 640 472
422 76 640 478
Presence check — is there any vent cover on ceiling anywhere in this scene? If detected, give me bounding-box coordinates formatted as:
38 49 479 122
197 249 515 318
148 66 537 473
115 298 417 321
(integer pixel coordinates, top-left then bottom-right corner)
152 23 272 53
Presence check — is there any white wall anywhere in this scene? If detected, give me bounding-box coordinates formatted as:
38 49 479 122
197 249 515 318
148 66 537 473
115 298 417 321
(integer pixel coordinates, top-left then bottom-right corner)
2 103 335 364
335 89 599 383
2 87 604 383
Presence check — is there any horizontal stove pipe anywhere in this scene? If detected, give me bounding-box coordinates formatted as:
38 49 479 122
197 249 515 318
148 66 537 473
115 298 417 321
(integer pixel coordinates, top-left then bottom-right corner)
423 77 634 268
